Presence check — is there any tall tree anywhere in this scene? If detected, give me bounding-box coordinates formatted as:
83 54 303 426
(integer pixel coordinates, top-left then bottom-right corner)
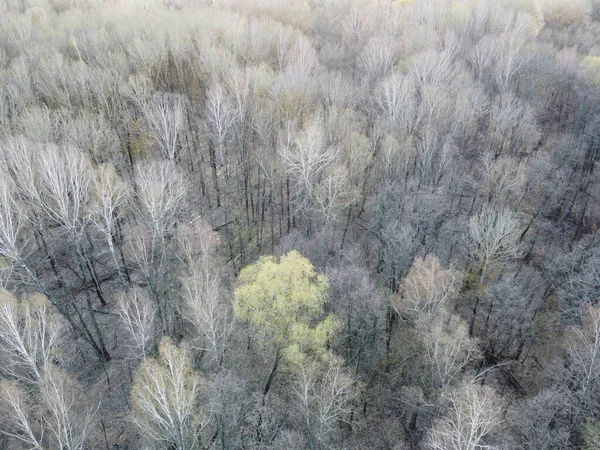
234 250 339 395
132 338 208 450
426 383 504 450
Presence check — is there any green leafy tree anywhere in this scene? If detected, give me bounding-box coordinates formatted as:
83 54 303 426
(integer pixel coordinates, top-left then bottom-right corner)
234 250 339 395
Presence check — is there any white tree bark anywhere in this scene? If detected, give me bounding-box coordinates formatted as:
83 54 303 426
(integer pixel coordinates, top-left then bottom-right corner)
0 291 61 386
426 383 504 450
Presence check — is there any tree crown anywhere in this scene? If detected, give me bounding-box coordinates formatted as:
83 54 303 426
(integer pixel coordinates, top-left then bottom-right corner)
234 250 339 365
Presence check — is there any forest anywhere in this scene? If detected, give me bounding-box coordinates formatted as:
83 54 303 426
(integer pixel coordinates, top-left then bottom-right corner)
1 0 600 448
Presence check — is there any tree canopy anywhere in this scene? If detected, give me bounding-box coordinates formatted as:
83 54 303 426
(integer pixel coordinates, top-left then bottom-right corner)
234 250 339 365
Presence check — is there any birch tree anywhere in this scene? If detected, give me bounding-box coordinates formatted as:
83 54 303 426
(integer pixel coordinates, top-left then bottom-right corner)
132 161 186 334
1 369 95 450
471 152 524 205
42 369 96 450
205 81 235 207
177 220 233 368
394 255 463 324
0 175 35 284
359 36 397 83
63 110 117 164
117 288 156 358
375 72 417 136
280 117 337 233
466 206 521 284
90 163 130 289
0 381 44 450
293 361 358 448
0 138 49 282
134 161 185 242
426 383 504 450
561 305 600 422
132 338 208 450
421 315 478 391
0 290 61 386
181 269 233 369
142 91 186 162
37 143 111 361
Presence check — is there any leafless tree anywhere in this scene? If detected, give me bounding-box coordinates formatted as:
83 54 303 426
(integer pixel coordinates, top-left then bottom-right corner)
36 143 91 239
375 72 417 136
126 225 155 285
0 381 44 450
314 167 355 227
494 31 525 95
132 338 208 450
563 253 600 309
205 81 236 207
33 53 73 110
142 91 187 161
42 368 96 450
450 72 489 143
412 49 454 92
486 93 539 156
36 143 111 360
0 290 61 386
117 288 156 358
226 69 250 140
0 138 45 244
394 255 463 324
280 116 337 232
276 24 294 70
469 36 496 81
287 36 319 77
1 360 95 450
426 382 504 450
466 206 521 284
471 152 524 205
341 6 372 43
271 66 316 125
178 220 233 367
63 110 117 164
0 264 13 289
320 74 356 125
315 364 357 439
90 163 130 289
359 36 397 83
561 305 600 421
134 160 186 243
120 73 153 112
131 161 185 333
14 106 59 144
421 314 479 390
293 361 358 447
181 269 233 369
5 58 35 115
0 175 35 284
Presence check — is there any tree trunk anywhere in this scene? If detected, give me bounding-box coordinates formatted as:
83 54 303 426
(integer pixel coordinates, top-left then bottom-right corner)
263 347 281 397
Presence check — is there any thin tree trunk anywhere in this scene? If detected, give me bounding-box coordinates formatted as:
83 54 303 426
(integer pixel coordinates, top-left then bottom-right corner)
263 348 281 397
209 141 221 207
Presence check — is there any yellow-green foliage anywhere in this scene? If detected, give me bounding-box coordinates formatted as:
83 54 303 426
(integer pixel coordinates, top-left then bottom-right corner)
234 250 339 365
581 56 600 84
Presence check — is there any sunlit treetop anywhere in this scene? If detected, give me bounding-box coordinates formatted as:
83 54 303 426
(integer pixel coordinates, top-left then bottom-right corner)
582 56 600 85
234 250 339 365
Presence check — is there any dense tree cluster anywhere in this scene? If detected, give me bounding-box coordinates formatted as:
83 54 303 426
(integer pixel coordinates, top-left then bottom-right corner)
1 0 600 448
